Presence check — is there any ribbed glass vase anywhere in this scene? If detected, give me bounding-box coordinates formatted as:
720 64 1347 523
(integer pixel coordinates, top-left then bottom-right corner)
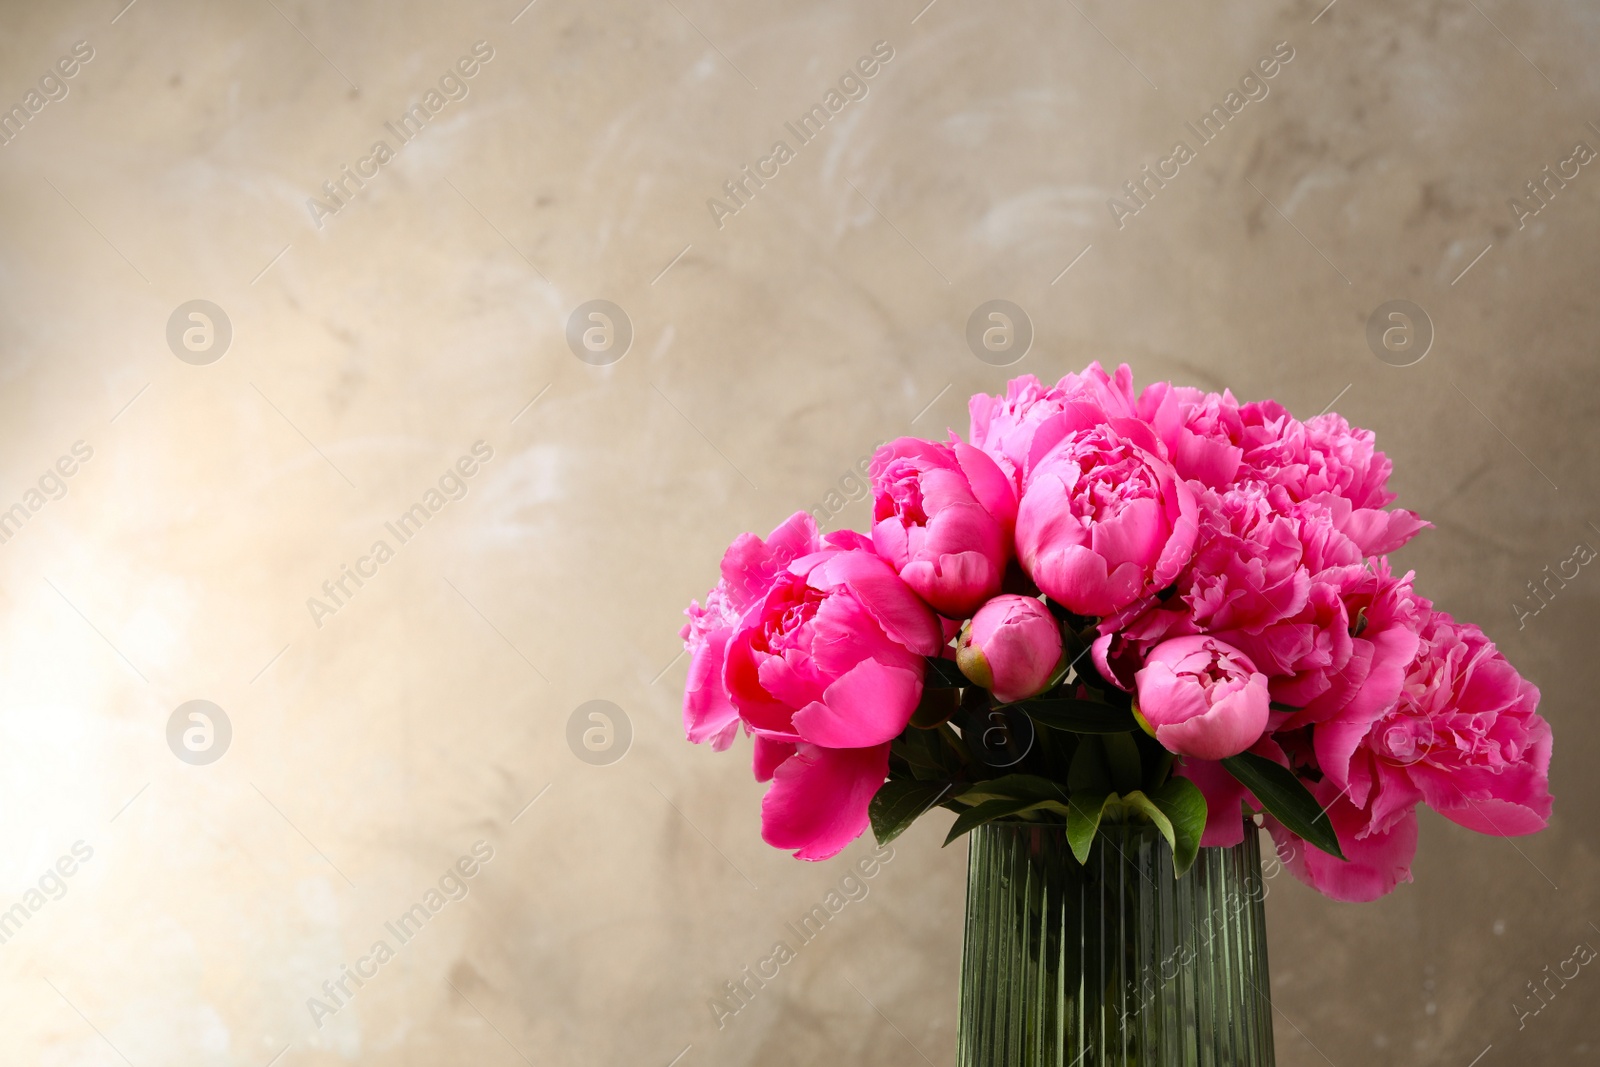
957 820 1275 1066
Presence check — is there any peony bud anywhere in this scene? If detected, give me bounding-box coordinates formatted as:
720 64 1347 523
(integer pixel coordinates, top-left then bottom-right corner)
955 595 1064 704
1133 636 1270 760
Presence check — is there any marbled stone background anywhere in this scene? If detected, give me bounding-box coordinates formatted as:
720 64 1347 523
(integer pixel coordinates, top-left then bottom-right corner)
0 0 1595 1063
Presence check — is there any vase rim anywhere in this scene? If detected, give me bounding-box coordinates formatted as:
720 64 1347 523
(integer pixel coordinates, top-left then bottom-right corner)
972 816 1260 833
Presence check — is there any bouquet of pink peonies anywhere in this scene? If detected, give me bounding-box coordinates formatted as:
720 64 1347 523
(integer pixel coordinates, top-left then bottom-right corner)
679 365 1554 902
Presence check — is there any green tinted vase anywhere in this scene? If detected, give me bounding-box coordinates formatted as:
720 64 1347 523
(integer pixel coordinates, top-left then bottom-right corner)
957 821 1275 1066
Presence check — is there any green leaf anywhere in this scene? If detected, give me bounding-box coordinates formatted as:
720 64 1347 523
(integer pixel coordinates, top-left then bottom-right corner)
1015 698 1138 734
1066 791 1110 864
943 798 1050 846
1151 776 1207 878
924 655 967 688
1068 736 1111 793
890 731 945 771
1221 752 1345 861
1030 800 1075 819
1101 732 1143 795
1059 620 1092 672
909 686 961 729
952 773 1068 806
869 780 952 847
1115 790 1177 858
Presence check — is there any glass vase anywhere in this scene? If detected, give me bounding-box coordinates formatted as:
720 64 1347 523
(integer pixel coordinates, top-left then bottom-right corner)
957 820 1275 1066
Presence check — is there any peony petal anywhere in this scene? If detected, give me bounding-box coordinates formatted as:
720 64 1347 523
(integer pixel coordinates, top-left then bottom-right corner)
1411 760 1553 836
1153 687 1269 761
1359 755 1426 838
792 658 923 748
952 439 1018 528
808 592 915 679
1024 403 1116 473
1267 779 1418 902
1174 430 1243 489
823 528 876 553
809 551 942 655
1134 662 1212 728
752 735 797 782
902 548 1001 620
1312 715 1374 793
1174 756 1250 847
756 645 827 713
761 743 891 861
723 624 801 739
683 628 741 750
1090 497 1165 570
870 515 912 569
1150 477 1199 588
720 511 819 612
1341 507 1429 555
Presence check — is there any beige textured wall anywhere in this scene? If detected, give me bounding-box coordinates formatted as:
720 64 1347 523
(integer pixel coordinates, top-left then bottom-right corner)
1 0 1595 1063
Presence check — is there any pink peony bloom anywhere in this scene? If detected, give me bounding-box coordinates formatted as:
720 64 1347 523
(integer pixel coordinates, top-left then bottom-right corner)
869 436 1017 619
1266 778 1419 902
1237 403 1422 529
955 594 1064 703
1183 483 1313 634
1282 494 1371 575
1014 416 1198 617
1233 561 1428 740
1299 412 1401 510
1319 612 1553 840
1138 382 1248 489
723 547 942 749
681 512 823 750
1220 399 1426 553
968 363 1137 486
716 546 942 862
1087 483 1387 690
1134 636 1271 760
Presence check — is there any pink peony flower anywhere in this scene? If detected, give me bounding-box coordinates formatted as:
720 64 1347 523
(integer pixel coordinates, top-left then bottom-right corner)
708 546 942 861
1134 636 1271 760
1232 403 1425 550
1087 483 1384 690
724 546 942 749
1319 612 1553 840
869 436 1017 619
1298 412 1401 511
1182 483 1313 634
1233 561 1428 738
1282 494 1371 575
955 594 1064 703
1137 382 1247 489
1014 416 1198 617
681 512 823 750
1266 778 1419 903
968 363 1137 486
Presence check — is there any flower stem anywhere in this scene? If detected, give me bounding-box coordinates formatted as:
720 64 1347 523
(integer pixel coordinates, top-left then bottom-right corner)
938 721 972 765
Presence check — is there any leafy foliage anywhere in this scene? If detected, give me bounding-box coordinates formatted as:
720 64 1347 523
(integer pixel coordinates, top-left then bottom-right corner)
869 780 954 846
878 628 1347 874
1221 752 1345 860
